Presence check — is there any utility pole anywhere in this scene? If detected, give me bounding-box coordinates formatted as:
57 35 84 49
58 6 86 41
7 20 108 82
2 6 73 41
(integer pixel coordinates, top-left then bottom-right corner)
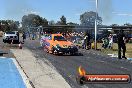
95 0 98 50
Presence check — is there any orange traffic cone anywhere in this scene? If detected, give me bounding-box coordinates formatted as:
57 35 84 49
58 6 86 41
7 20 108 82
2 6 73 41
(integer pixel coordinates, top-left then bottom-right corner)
19 42 22 49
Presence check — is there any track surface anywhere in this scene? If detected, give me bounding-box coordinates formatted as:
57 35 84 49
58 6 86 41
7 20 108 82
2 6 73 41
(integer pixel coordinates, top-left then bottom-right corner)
25 39 132 88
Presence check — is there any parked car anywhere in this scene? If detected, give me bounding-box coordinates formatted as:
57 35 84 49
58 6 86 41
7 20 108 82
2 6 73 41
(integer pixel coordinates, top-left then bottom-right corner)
3 31 19 44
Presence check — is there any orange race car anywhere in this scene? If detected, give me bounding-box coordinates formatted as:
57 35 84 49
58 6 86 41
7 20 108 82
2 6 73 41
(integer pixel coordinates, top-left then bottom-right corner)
43 34 78 55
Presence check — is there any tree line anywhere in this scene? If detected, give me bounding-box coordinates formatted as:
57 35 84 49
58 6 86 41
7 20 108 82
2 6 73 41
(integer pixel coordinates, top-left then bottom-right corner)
0 11 132 32
0 20 19 32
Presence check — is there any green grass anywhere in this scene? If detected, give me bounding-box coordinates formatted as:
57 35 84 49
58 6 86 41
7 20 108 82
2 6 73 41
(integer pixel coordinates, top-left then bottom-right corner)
97 43 132 58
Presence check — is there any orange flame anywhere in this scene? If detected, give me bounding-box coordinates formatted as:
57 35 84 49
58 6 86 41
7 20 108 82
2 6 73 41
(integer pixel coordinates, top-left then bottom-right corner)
78 66 86 76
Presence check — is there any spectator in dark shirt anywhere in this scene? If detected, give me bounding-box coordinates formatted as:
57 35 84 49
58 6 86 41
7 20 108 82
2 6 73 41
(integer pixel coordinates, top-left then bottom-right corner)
117 29 127 59
22 32 26 42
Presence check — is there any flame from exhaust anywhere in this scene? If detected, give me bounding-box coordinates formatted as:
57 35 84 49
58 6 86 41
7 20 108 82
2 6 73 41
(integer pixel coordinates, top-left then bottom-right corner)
78 66 86 76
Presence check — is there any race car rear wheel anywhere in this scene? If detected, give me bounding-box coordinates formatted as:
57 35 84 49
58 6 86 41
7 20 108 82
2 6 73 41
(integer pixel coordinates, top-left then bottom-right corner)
45 48 49 53
43 47 49 53
48 47 53 54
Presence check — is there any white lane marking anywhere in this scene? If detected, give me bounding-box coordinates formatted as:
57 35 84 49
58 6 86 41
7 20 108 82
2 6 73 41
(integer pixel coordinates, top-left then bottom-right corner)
11 58 32 88
97 54 100 55
108 54 118 57
120 66 128 70
83 85 89 88
107 54 113 56
100 61 105 63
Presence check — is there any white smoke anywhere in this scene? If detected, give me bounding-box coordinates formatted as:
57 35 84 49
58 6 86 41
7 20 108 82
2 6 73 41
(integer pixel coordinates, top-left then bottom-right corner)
98 0 113 23
23 9 40 15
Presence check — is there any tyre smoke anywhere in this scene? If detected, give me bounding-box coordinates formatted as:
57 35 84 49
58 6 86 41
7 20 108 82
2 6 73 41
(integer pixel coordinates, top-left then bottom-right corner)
98 0 113 23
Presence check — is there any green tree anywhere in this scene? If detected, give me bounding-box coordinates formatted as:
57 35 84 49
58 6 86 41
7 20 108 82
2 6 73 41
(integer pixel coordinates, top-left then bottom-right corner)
48 20 55 25
9 21 19 31
111 24 119 27
21 14 48 29
60 15 66 25
124 23 132 26
80 11 102 26
55 21 61 25
67 22 79 26
0 20 19 32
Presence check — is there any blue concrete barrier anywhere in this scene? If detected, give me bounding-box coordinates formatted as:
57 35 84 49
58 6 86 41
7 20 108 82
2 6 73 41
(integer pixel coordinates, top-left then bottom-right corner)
0 57 26 88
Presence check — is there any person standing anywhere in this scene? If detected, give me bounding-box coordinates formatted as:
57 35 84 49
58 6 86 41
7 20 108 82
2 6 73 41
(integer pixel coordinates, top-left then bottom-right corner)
83 35 88 49
108 34 113 49
104 37 109 49
117 29 127 59
87 32 90 49
22 32 26 42
84 32 90 49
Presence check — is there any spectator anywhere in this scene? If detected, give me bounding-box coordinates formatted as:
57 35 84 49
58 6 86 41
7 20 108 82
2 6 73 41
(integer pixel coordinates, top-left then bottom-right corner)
108 34 113 49
22 32 26 42
102 37 109 49
102 38 105 48
84 32 90 49
117 29 127 59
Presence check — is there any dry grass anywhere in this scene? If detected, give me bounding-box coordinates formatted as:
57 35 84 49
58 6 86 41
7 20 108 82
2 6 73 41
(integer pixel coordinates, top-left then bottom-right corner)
97 43 132 58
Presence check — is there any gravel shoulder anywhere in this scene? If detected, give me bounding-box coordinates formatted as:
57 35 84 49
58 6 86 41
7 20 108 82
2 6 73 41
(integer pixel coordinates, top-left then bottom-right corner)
11 48 71 88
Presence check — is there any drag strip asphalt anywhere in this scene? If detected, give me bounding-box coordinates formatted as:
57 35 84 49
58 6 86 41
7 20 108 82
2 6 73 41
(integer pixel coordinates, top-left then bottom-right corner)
24 39 132 88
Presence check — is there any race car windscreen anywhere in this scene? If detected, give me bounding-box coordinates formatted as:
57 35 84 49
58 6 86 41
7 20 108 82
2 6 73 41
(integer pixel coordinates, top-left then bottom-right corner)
54 36 67 41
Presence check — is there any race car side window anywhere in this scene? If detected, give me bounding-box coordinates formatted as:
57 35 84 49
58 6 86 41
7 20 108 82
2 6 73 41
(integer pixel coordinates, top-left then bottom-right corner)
54 36 66 41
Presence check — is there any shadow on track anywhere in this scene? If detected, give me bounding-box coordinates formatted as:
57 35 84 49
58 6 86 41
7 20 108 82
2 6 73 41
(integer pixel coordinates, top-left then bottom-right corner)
56 52 83 56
